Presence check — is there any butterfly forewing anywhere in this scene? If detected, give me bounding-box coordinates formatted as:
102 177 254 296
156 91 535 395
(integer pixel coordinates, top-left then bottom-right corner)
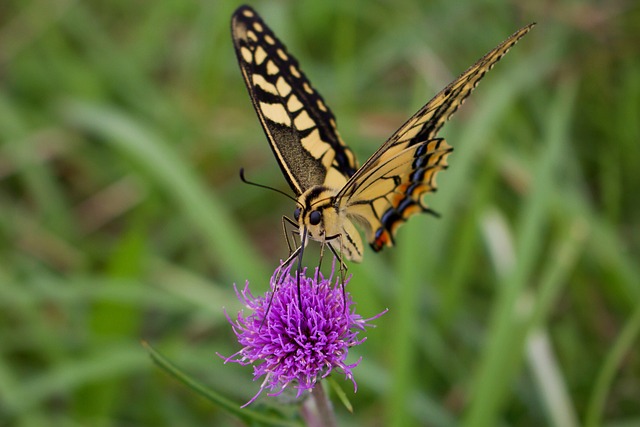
338 23 534 252
387 24 535 150
231 6 358 195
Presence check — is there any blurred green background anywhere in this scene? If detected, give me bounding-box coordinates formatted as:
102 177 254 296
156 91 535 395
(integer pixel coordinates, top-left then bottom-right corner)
2 0 639 426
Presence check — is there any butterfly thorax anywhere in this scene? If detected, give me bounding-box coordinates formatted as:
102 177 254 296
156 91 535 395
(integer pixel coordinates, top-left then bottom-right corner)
294 185 364 262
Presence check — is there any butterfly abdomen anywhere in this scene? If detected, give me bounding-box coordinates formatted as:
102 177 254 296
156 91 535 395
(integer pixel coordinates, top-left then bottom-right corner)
296 185 365 261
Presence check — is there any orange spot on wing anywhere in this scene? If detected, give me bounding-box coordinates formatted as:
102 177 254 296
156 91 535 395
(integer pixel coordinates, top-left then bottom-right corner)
390 192 404 209
401 204 422 219
372 229 392 251
411 183 432 196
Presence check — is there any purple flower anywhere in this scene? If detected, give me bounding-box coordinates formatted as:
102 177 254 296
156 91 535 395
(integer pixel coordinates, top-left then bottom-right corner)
221 260 386 407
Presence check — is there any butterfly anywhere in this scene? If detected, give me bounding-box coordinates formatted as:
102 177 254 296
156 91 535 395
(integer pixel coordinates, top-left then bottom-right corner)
231 5 534 265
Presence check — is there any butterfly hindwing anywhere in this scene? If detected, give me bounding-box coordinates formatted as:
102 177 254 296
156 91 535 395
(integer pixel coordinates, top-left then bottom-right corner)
231 6 358 195
342 138 452 251
338 24 534 252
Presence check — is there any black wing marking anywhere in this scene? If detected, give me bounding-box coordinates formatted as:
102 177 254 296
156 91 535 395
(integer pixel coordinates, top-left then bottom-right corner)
338 23 535 251
231 5 358 195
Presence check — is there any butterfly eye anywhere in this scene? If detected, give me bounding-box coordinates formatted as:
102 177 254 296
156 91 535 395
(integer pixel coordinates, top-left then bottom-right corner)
294 207 301 221
309 210 322 225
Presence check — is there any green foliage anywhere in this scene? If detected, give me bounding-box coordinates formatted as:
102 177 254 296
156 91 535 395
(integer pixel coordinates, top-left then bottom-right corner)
1 0 639 426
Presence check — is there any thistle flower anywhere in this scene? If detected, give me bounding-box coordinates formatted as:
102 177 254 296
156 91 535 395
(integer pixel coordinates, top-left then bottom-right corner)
221 261 386 407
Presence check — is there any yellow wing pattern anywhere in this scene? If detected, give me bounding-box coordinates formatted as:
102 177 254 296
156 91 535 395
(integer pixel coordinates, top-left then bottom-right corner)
337 24 535 251
231 6 358 195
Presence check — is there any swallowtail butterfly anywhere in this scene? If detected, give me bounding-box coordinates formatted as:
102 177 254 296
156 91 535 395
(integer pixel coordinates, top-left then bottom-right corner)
232 5 534 263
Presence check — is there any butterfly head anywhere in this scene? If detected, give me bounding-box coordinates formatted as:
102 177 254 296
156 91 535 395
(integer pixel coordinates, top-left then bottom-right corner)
293 185 364 262
294 186 342 244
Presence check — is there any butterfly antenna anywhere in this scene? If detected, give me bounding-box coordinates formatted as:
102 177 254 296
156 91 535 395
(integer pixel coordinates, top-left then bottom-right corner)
239 168 301 207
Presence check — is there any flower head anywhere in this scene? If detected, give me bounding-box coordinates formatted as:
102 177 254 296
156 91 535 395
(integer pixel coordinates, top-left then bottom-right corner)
221 260 386 406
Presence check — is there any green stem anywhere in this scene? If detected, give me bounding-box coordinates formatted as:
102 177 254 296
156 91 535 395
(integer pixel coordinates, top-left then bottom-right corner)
301 381 337 427
584 302 640 427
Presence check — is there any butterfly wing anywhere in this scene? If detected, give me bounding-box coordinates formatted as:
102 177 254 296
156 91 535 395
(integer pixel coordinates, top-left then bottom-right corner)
337 23 535 251
231 6 358 196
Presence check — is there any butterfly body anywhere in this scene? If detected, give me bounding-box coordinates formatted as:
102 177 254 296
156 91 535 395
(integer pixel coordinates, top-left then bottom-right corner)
231 5 534 263
295 185 365 261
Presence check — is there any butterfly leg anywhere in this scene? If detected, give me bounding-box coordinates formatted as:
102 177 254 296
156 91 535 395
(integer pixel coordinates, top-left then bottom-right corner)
326 237 349 313
260 245 302 330
275 225 309 313
274 243 301 284
325 236 348 280
281 215 299 255
294 228 309 312
314 241 327 289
